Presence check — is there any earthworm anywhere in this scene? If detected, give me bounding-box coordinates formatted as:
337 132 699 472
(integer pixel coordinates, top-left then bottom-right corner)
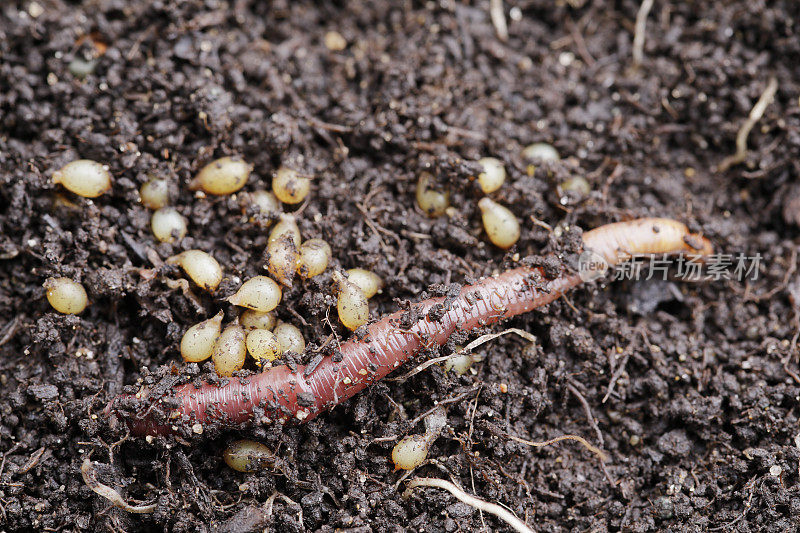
107 218 712 436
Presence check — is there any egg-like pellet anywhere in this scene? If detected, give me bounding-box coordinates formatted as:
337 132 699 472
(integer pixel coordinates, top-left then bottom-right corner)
213 324 247 377
241 189 281 223
151 207 188 243
166 250 223 292
345 268 383 299
476 157 506 194
391 436 429 470
268 214 301 248
273 322 306 354
52 159 111 198
522 142 559 176
226 276 282 312
180 312 223 363
223 440 277 472
139 177 170 209
239 309 277 331
189 156 252 196
559 176 591 197
416 172 449 217
246 329 281 366
477 198 520 250
44 277 88 314
272 166 311 204
266 236 298 288
442 353 476 375
332 271 369 330
296 239 331 279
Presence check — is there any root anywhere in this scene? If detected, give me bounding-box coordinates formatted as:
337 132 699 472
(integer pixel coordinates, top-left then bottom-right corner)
391 328 536 381
717 77 778 172
489 0 508 42
81 459 156 513
404 477 533 533
632 0 654 67
505 433 608 463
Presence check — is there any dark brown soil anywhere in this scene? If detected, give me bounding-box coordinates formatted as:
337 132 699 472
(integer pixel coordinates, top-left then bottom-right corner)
2 1 800 531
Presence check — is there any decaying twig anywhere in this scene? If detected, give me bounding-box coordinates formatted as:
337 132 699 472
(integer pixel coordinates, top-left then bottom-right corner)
81 459 156 514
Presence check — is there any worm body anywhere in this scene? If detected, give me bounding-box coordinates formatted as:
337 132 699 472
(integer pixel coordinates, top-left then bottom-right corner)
109 218 711 436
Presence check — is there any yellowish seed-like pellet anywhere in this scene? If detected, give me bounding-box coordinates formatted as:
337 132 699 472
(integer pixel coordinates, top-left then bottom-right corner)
273 322 305 354
239 309 277 331
296 239 331 279
415 172 450 217
166 250 223 292
213 324 247 377
180 311 223 363
391 436 429 470
268 214 301 248
442 353 476 375
226 276 282 312
272 166 311 204
189 156 252 195
476 157 506 194
522 142 559 176
241 189 281 223
266 236 298 288
477 197 520 250
223 440 277 472
332 271 369 331
139 177 169 209
151 207 188 243
345 268 383 299
43 277 88 314
559 176 591 197
246 329 281 366
52 159 112 198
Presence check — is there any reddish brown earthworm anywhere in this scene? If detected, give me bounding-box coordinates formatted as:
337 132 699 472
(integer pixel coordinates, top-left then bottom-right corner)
107 218 712 436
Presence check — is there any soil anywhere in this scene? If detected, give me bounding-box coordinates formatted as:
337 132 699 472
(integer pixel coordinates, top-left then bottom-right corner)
2 0 800 531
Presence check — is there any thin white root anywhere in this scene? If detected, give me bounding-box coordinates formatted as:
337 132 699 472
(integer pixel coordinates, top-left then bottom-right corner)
81 459 156 513
718 77 779 172
404 477 534 533
632 0 654 67
489 0 509 42
505 433 608 462
390 328 536 381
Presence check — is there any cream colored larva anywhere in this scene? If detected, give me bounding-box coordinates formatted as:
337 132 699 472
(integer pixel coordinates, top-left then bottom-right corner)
180 312 223 363
226 276 282 312
415 172 449 217
139 177 170 209
52 159 111 198
151 207 188 243
476 157 506 194
345 268 383 299
272 166 311 204
296 239 331 279
391 408 447 470
331 271 369 331
189 156 252 196
213 324 247 377
44 277 88 314
273 321 305 355
477 197 520 250
166 250 223 292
